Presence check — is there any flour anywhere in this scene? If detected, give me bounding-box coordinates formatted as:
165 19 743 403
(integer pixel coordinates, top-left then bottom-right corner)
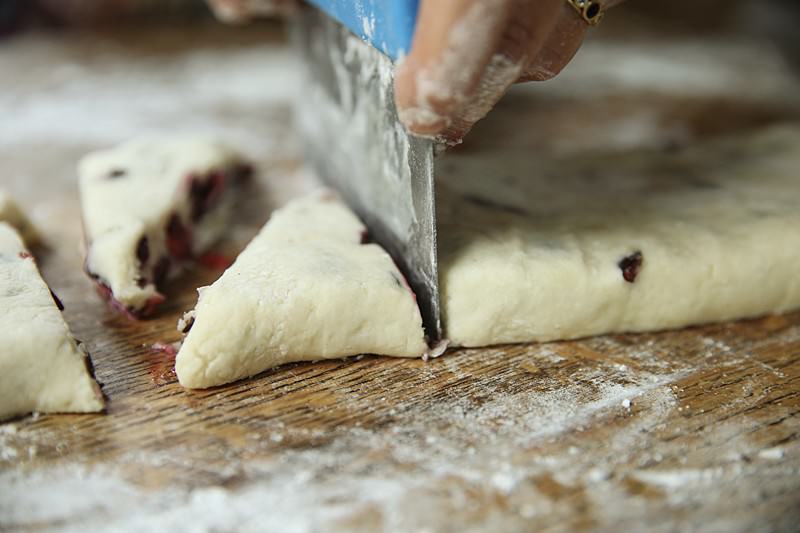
757 447 785 460
3 346 797 532
0 361 685 532
633 468 723 490
0 33 300 156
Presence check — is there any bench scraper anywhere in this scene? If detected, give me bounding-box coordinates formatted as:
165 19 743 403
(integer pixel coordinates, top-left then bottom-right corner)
291 0 442 342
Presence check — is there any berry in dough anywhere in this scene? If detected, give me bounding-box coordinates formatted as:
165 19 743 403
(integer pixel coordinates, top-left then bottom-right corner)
175 191 428 389
78 137 252 318
438 125 800 346
0 223 104 421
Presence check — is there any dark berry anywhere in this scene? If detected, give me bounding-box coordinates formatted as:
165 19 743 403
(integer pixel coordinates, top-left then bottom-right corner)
136 236 150 265
618 251 643 283
108 168 127 178
189 171 225 222
189 175 213 222
166 214 192 260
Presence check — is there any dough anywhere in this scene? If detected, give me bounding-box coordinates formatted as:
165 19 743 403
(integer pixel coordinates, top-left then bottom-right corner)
0 190 38 245
0 223 104 421
175 191 428 388
438 125 800 346
79 137 252 317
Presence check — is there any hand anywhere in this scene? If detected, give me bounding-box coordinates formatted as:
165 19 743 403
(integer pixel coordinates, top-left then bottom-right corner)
395 0 621 145
205 0 620 144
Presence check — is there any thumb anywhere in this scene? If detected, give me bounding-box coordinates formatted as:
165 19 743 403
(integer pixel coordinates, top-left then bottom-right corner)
394 0 512 141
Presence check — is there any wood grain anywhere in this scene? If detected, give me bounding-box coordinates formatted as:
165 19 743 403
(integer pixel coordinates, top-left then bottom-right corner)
1 16 799 533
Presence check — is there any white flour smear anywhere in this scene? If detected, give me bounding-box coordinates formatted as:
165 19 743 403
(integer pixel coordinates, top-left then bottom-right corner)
0 32 300 155
3 362 796 532
1 370 684 532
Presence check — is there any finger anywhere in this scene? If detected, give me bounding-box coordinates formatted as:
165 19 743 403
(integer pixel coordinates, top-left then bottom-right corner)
395 0 513 137
437 0 566 141
518 2 587 82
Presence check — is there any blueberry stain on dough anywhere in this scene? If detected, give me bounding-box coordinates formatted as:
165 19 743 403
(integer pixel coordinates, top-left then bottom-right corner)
618 251 643 283
189 174 216 222
166 214 192 260
136 236 150 265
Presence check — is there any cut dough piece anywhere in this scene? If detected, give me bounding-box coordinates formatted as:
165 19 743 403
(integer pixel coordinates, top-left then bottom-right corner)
79 137 252 318
0 223 104 421
0 190 38 245
176 191 428 388
439 125 800 347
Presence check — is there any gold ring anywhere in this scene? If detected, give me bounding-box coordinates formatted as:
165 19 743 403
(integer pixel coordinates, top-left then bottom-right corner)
566 0 604 26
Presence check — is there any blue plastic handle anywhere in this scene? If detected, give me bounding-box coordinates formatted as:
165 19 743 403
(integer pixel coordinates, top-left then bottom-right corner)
305 0 419 60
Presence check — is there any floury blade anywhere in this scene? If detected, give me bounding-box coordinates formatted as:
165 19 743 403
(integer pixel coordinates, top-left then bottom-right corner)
291 8 442 341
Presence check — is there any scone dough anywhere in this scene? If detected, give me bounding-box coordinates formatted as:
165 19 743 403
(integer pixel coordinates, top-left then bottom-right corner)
176 191 428 388
79 137 251 317
0 223 104 420
438 125 800 346
0 190 38 245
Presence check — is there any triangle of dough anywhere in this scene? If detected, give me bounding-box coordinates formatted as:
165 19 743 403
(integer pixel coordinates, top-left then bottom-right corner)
78 137 252 317
176 191 428 388
0 223 104 420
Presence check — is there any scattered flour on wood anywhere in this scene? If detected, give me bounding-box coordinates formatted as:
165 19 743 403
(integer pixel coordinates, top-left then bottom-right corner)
0 365 686 532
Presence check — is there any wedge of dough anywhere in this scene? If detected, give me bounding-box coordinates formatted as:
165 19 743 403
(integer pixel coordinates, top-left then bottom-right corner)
0 223 104 421
439 125 800 347
176 191 428 388
0 190 38 245
79 137 252 317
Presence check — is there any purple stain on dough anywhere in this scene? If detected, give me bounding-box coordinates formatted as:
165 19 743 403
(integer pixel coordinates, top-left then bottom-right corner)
165 214 192 260
618 251 643 283
136 236 150 265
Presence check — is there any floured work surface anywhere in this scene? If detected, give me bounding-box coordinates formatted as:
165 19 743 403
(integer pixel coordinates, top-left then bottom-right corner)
1 17 800 533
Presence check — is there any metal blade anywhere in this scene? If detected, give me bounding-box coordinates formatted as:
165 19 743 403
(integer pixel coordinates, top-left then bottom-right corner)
290 8 441 341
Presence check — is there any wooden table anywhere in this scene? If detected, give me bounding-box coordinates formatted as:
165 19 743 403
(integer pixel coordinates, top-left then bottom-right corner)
1 17 799 532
